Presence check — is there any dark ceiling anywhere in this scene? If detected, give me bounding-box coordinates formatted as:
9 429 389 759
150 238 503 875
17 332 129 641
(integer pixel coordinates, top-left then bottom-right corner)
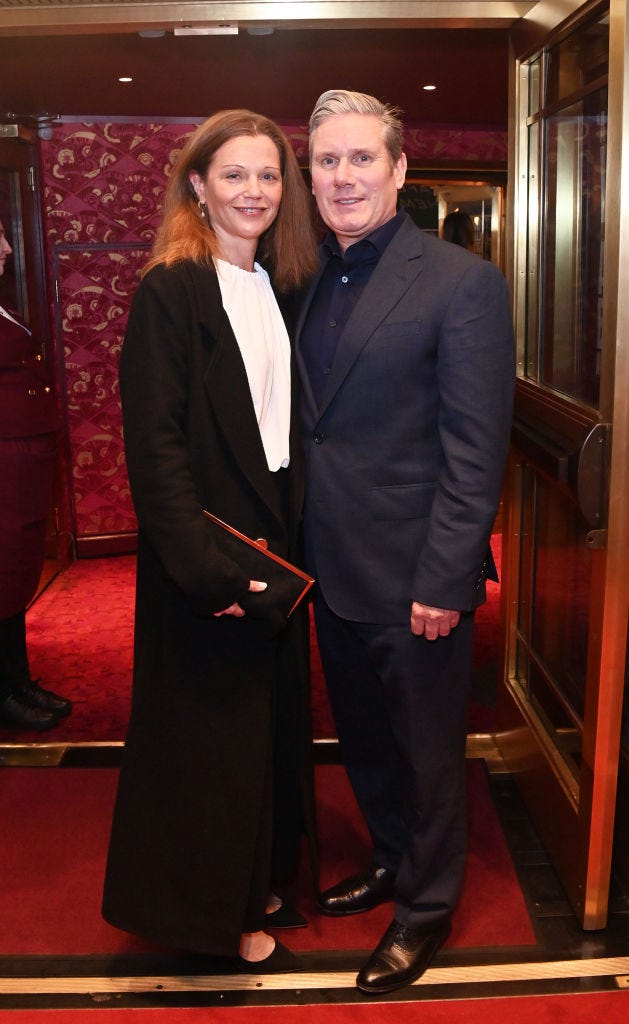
2 28 509 126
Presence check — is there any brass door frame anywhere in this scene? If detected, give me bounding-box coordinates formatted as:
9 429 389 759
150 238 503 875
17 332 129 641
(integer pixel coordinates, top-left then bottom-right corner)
500 0 629 928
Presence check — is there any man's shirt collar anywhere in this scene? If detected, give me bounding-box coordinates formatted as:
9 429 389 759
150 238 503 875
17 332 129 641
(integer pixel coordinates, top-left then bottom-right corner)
323 208 406 263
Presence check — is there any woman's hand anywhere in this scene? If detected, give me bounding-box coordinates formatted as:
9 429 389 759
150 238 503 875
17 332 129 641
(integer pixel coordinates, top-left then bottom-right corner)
213 579 267 617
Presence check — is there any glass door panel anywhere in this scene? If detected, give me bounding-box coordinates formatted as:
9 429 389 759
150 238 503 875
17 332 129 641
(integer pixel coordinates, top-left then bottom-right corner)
532 474 590 762
514 462 590 778
541 93 606 403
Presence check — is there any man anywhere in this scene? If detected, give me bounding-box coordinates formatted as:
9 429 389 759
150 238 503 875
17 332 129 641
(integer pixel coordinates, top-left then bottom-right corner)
296 90 514 994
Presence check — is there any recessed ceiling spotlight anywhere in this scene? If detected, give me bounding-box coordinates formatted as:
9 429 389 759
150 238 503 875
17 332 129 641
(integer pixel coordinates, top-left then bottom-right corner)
423 84 437 92
118 76 133 83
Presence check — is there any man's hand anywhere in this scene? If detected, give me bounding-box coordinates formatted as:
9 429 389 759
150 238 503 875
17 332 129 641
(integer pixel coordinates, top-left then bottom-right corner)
411 602 460 640
214 579 267 618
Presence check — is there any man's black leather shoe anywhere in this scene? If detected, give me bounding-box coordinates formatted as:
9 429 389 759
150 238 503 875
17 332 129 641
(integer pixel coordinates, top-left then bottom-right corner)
0 693 60 731
356 917 451 993
318 864 396 916
18 678 72 717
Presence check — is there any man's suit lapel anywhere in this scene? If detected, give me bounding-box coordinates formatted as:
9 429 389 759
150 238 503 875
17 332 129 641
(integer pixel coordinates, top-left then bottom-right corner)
294 272 323 423
195 266 285 526
297 218 425 424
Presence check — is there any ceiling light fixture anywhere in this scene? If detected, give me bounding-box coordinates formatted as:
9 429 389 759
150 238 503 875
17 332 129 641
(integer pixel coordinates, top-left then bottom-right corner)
174 24 238 36
423 84 437 91
118 76 133 83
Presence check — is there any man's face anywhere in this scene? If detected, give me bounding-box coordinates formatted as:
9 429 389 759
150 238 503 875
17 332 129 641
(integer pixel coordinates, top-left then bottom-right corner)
310 112 407 253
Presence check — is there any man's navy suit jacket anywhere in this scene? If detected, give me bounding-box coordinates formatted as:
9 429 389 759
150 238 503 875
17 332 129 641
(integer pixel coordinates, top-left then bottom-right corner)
295 214 515 625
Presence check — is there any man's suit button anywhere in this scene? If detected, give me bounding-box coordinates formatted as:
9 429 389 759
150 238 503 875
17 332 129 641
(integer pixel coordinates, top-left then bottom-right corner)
313 432 325 445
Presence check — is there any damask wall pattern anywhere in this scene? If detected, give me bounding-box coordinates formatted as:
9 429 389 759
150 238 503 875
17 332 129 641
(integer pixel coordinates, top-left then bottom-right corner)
43 122 197 246
40 119 507 544
42 122 198 543
56 246 148 544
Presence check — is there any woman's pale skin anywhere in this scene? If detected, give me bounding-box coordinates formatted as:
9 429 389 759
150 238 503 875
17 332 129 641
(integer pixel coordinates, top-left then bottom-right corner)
190 134 287 964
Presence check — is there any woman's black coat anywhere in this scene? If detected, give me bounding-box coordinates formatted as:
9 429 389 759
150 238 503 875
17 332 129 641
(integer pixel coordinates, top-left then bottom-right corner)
102 260 314 956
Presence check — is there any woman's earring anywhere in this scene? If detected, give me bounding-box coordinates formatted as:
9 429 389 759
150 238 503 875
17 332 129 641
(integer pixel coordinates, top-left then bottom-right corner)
198 200 209 221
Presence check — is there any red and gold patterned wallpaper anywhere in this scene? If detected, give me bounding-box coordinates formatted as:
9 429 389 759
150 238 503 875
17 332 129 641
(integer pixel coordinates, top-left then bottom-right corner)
42 122 196 543
41 119 507 543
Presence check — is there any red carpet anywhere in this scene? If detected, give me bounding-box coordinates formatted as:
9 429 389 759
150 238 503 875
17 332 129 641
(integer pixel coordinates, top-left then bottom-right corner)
10 555 137 742
0 761 534 955
1 539 502 743
0 993 628 1023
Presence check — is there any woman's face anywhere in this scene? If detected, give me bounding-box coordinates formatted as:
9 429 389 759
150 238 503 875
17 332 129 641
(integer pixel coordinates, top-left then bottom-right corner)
190 133 283 251
0 219 13 277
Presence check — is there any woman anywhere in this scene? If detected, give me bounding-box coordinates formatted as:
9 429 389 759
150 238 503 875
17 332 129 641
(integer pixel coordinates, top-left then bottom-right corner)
102 111 318 971
441 209 476 252
0 218 72 731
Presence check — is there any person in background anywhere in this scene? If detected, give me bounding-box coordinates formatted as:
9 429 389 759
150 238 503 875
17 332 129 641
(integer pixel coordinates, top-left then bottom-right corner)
102 110 318 973
296 89 514 994
442 209 476 252
0 218 72 731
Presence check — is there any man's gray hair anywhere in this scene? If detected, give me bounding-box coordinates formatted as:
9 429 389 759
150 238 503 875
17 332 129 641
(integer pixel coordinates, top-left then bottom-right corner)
309 89 404 165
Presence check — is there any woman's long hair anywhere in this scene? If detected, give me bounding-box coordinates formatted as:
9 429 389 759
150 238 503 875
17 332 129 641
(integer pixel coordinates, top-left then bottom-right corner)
145 109 318 292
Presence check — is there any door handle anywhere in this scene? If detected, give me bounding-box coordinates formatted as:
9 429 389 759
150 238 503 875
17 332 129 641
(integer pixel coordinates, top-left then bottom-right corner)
577 422 610 529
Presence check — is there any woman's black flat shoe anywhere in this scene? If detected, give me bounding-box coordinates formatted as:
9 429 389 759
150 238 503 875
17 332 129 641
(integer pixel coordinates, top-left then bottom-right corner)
235 939 301 974
265 903 308 929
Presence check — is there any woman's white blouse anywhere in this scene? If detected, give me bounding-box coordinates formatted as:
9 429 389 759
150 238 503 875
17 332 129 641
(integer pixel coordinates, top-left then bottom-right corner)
215 258 291 472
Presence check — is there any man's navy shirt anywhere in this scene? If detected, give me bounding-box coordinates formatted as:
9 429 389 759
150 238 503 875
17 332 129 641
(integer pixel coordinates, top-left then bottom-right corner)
300 210 405 407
